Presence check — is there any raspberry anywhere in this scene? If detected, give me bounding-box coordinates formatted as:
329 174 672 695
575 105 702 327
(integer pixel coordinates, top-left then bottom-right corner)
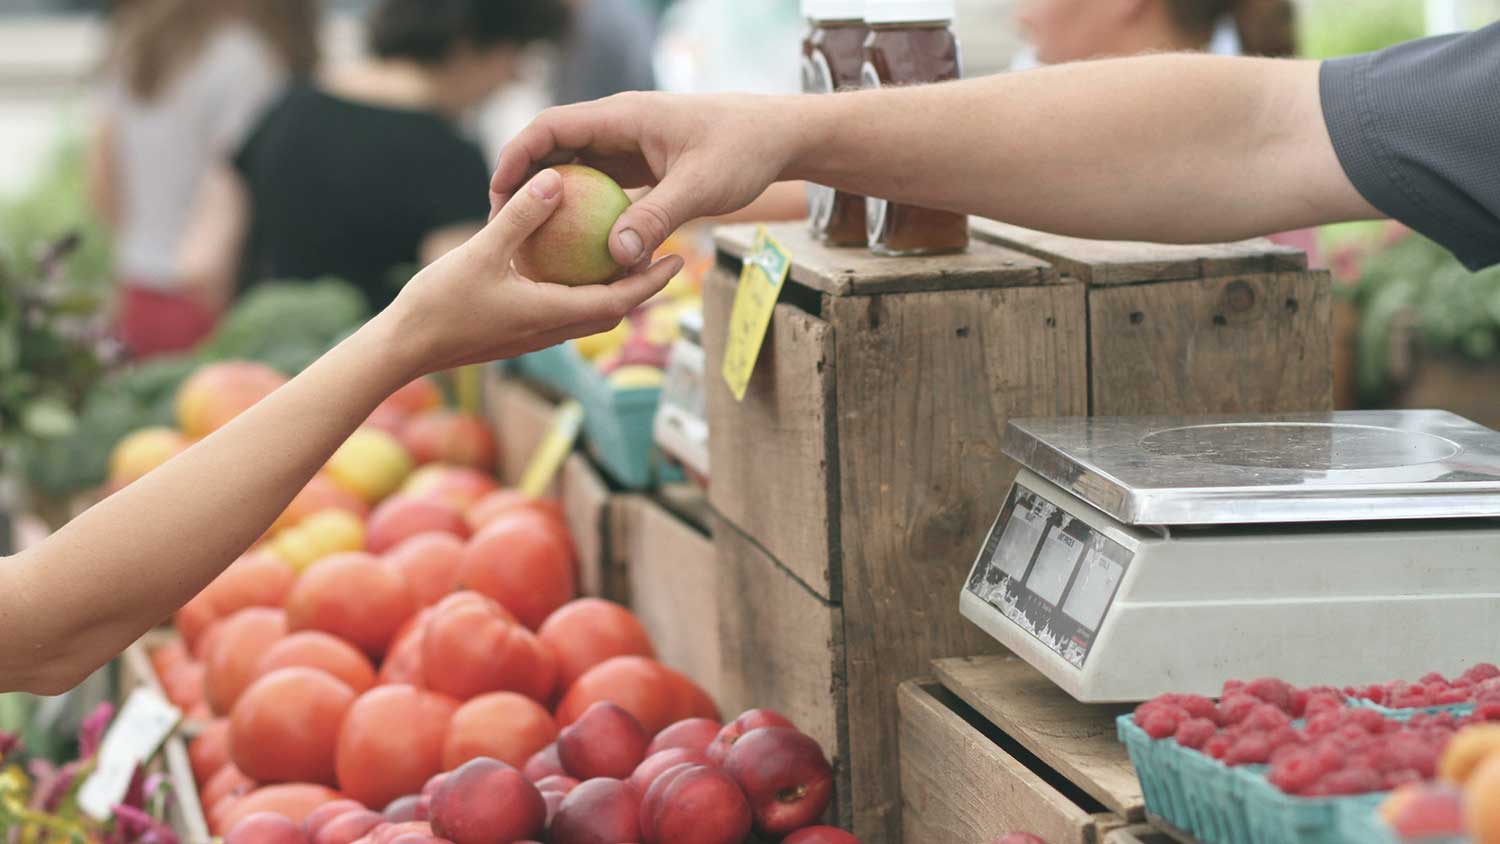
1425 681 1451 699
1464 663 1500 684
1177 695 1217 721
1382 734 1439 778
1224 734 1272 766
1390 693 1431 710
1359 685 1390 706
1265 725 1303 752
1306 712 1342 737
1221 679 1247 698
1303 693 1344 717
1243 704 1292 733
1345 709 1392 734
1311 766 1384 796
1268 750 1335 795
1204 734 1234 760
1245 678 1295 714
1141 706 1188 739
1420 672 1448 686
1472 702 1500 723
1382 769 1422 790
1217 694 1261 726
1173 718 1218 750
1435 687 1473 705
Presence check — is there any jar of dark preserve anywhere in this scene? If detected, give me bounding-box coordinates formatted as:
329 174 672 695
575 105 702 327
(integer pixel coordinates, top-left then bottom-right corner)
802 0 870 246
861 0 969 256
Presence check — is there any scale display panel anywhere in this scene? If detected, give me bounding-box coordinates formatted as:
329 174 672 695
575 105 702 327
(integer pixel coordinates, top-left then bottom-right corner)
965 482 1134 669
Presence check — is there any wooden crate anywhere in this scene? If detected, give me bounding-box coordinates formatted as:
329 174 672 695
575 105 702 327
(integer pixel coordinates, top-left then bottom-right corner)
703 221 1329 842
900 655 1146 844
612 491 722 702
483 369 617 598
120 634 211 842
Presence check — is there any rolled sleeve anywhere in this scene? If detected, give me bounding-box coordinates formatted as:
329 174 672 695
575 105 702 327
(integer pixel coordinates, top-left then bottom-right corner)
1320 23 1500 270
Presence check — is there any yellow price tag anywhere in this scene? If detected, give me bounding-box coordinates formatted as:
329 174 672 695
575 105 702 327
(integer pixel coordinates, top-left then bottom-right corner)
519 400 584 498
721 226 792 402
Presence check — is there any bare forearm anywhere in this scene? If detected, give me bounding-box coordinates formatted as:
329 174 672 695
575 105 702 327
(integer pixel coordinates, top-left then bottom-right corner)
3 311 416 693
788 55 1377 242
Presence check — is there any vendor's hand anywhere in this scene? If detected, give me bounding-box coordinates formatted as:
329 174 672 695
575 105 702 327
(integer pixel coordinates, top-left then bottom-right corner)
490 92 798 268
387 168 684 376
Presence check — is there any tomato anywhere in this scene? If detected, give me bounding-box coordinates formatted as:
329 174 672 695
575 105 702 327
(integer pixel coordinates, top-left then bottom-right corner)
555 656 679 734
257 631 377 694
217 784 342 832
366 497 468 555
205 608 288 715
464 491 566 536
538 599 656 693
421 591 556 702
285 553 415 659
201 763 256 812
442 692 558 770
335 685 458 809
383 533 465 608
189 720 232 786
457 512 575 630
205 552 297 616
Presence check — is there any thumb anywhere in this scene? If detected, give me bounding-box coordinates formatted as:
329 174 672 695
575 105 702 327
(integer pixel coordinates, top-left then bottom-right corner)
478 169 564 255
608 176 700 266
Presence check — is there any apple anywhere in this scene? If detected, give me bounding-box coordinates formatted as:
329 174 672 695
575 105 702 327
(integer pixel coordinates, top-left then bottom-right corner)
640 763 751 844
557 702 650 780
723 727 833 834
514 164 631 286
707 709 796 766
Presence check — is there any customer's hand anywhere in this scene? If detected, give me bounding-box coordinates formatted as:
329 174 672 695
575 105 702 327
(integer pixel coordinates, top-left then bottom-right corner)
490 92 798 267
388 168 684 376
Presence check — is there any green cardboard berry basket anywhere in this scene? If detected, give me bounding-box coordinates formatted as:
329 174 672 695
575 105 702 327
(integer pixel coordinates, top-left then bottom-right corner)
1346 699 1476 719
1334 799 1470 844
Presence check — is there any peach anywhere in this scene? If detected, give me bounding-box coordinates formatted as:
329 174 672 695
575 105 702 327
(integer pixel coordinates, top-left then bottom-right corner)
1465 753 1500 844
443 692 558 770
724 727 833 835
270 510 367 573
303 801 367 838
385 533 465 608
514 164 631 286
1441 724 1500 784
548 778 642 844
176 361 287 438
630 748 711 796
225 812 308 844
534 775 580 795
429 758 546 844
558 702 650 780
421 592 555 702
314 810 383 844
1380 784 1464 840
786 827 861 844
328 429 414 504
367 497 468 554
523 744 565 783
401 465 498 510
421 773 449 798
707 709 796 766
646 718 721 758
108 427 188 490
399 411 496 472
640 763 751 844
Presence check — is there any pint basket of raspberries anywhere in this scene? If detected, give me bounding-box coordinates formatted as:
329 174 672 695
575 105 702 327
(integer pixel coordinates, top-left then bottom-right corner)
1119 667 1500 844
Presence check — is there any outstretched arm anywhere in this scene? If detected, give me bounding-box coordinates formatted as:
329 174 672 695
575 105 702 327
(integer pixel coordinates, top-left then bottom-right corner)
0 169 683 695
492 54 1379 266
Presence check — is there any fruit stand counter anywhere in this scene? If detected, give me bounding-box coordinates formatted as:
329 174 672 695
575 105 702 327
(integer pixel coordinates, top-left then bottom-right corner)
703 221 1332 842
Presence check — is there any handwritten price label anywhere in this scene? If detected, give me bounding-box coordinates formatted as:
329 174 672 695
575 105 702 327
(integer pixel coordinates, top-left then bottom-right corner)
721 227 792 402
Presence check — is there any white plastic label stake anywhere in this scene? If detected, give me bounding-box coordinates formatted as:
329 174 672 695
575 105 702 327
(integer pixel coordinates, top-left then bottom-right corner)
78 688 181 820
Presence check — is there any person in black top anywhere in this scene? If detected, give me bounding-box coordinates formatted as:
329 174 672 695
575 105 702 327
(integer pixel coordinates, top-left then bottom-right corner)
180 0 568 312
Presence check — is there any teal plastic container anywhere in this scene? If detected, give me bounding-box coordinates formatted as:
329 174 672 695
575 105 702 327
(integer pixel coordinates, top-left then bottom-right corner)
512 343 682 489
1346 698 1476 719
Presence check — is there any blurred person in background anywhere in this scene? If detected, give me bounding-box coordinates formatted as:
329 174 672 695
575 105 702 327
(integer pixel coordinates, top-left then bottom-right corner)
89 0 318 359
182 0 568 314
1012 0 1318 260
551 0 658 105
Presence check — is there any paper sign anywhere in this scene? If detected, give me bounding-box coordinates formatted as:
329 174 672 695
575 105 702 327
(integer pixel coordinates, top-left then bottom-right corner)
519 399 584 498
78 688 180 820
721 226 792 402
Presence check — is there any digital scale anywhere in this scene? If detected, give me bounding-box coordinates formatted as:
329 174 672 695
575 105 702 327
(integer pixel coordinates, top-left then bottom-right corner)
960 410 1500 703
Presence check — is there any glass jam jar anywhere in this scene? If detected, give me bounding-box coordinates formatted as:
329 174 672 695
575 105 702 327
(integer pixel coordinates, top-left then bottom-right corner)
802 0 869 246
861 0 969 256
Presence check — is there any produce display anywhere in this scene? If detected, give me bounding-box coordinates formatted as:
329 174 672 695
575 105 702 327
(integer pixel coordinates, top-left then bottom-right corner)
1125 667 1500 843
118 361 856 844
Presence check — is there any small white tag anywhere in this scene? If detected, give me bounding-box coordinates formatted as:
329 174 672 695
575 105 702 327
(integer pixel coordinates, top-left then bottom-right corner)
77 688 181 820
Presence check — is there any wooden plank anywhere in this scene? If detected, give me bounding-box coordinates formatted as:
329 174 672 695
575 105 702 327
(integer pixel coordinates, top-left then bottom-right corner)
1106 825 1182 844
560 453 612 599
972 218 1307 286
933 655 1144 820
1089 271 1334 415
713 513 845 822
828 282 1090 844
620 495 723 702
899 680 1099 844
655 483 712 534
714 222 1057 296
703 265 839 600
482 371 562 491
